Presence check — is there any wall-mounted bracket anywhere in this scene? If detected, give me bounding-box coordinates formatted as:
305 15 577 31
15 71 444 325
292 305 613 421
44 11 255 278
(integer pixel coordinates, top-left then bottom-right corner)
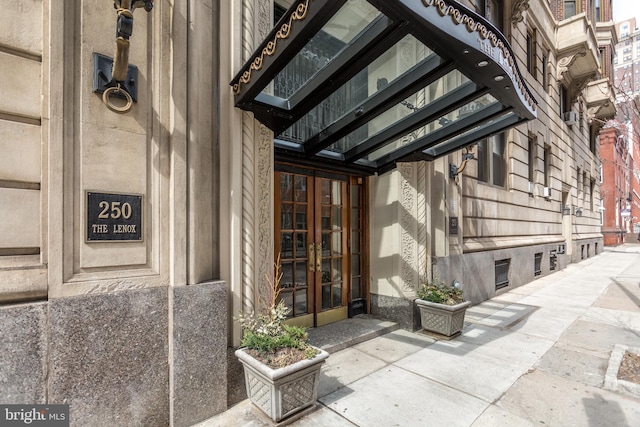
449 150 476 178
93 52 138 102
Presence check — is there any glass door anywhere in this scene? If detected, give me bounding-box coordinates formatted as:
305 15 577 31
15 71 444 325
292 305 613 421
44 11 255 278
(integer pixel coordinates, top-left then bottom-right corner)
275 172 314 328
275 168 364 327
315 176 348 326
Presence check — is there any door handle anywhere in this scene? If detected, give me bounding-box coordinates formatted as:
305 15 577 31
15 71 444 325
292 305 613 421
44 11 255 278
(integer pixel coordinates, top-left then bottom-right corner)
308 243 316 272
315 243 322 272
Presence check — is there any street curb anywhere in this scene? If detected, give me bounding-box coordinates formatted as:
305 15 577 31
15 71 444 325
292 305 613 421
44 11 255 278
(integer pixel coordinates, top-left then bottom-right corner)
604 344 640 398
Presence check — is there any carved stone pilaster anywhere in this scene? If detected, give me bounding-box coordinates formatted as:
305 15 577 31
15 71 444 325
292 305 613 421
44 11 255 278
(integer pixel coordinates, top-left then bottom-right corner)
399 163 418 293
241 111 256 314
256 0 272 40
241 0 273 314
416 162 428 286
256 122 273 309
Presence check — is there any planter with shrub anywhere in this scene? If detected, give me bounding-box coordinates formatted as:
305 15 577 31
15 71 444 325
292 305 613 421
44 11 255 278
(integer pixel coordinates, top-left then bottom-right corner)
415 279 470 338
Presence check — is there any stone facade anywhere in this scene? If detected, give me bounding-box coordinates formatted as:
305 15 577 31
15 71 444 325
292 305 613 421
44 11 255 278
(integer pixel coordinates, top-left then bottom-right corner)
0 1 228 425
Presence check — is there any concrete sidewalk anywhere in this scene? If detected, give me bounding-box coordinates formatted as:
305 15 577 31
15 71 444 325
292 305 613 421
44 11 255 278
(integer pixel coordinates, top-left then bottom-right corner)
199 245 640 426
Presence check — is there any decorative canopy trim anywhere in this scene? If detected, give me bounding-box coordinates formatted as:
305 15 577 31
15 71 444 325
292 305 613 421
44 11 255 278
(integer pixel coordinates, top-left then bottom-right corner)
421 0 535 112
232 0 310 95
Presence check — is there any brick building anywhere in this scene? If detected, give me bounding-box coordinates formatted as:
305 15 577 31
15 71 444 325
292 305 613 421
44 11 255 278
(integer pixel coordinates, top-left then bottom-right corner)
600 123 629 244
607 16 640 240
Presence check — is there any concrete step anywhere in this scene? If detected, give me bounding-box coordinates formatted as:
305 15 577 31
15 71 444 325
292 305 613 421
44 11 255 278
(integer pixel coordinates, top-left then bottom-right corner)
307 314 400 354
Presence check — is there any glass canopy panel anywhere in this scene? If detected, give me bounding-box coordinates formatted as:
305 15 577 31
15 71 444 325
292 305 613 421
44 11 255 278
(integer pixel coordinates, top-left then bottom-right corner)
266 0 381 101
325 69 467 154
424 111 518 157
232 0 537 175
367 93 499 161
278 34 434 145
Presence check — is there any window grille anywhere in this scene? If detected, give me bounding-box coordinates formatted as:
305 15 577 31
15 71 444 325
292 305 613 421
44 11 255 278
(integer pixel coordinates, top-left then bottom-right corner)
534 253 542 276
495 259 510 290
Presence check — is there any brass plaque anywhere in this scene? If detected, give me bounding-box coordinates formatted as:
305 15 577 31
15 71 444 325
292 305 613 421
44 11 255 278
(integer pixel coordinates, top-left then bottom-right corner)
86 192 143 242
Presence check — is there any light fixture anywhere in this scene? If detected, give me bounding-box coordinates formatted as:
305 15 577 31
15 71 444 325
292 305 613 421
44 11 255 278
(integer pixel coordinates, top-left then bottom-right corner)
494 75 505 81
477 60 489 67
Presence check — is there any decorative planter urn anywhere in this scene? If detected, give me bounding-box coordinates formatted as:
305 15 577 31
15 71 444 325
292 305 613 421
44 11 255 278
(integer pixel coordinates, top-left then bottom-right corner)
415 299 471 337
235 346 329 423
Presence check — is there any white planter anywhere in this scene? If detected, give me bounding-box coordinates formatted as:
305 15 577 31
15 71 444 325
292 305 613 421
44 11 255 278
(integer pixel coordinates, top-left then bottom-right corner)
415 299 471 337
235 346 329 423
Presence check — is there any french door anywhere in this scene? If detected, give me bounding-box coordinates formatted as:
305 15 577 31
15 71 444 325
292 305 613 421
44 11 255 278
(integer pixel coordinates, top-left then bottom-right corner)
275 167 367 328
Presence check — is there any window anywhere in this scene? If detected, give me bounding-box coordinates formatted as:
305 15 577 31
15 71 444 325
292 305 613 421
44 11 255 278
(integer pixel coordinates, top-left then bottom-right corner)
560 84 570 116
543 145 551 188
478 133 506 186
577 167 582 199
534 253 543 276
481 0 503 31
595 0 601 22
590 179 595 211
542 51 549 90
621 23 630 38
565 0 577 19
495 259 510 290
599 48 606 76
528 134 536 184
589 124 598 154
579 103 584 133
527 29 537 78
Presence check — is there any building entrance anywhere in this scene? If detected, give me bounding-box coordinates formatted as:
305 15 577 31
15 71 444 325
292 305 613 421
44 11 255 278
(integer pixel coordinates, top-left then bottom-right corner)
275 166 367 327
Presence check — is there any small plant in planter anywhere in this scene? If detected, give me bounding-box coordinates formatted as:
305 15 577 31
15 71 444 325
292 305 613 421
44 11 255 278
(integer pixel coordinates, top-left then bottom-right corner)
416 279 465 306
234 254 329 423
415 278 470 338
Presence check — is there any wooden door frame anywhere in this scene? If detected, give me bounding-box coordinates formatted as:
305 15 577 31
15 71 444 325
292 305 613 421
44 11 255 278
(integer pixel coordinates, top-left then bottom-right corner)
274 163 369 326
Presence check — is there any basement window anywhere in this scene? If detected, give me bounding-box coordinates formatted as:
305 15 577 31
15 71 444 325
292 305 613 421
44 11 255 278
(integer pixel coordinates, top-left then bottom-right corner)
495 258 510 290
534 252 542 276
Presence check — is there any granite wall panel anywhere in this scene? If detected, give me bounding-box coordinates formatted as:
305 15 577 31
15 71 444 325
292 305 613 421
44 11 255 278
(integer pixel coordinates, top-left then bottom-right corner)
48 288 169 426
172 281 227 427
0 302 47 404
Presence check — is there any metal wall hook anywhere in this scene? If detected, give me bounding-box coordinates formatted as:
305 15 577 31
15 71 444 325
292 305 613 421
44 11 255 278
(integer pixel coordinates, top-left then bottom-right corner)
93 52 138 103
95 1 153 113
449 146 477 178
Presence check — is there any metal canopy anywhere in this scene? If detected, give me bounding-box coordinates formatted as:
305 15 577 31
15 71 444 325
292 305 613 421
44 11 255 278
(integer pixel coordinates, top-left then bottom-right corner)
231 0 537 175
